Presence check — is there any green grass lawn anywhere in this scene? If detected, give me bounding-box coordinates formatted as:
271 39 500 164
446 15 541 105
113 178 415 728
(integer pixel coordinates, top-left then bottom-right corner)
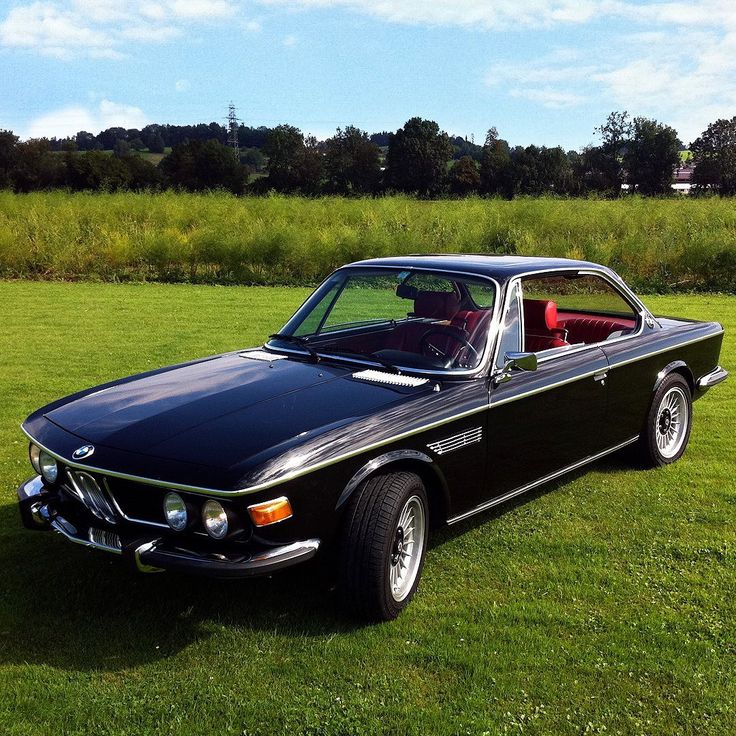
0 282 734 736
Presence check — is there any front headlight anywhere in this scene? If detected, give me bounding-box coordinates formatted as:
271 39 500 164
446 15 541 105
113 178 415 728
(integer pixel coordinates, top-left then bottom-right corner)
202 500 229 539
163 492 188 531
29 444 42 474
39 450 58 483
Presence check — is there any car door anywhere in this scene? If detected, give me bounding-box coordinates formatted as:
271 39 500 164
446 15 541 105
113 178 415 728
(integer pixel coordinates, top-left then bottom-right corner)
482 279 610 505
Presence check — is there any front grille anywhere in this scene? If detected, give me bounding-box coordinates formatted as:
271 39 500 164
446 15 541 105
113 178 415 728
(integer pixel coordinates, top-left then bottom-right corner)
66 470 118 524
88 527 122 553
105 477 169 527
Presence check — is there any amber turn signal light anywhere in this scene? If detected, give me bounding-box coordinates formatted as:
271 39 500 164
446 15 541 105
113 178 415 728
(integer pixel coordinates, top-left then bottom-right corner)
247 496 293 527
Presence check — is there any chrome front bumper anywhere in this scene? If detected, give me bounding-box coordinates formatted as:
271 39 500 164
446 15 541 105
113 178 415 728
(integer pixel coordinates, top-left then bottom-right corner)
17 476 320 579
697 365 728 391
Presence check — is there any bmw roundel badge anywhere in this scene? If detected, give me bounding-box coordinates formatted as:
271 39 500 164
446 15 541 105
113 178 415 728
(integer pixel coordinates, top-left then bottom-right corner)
72 445 95 460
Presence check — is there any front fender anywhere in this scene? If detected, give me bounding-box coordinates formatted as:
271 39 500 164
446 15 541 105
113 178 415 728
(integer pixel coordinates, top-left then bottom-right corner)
335 450 448 513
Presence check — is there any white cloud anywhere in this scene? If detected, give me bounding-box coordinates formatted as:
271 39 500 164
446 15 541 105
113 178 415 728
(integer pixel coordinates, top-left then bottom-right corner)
175 78 190 92
487 23 736 143
510 87 586 108
0 2 115 58
169 0 236 19
260 0 600 29
262 0 736 30
24 99 148 139
282 33 298 46
0 0 238 59
243 18 262 32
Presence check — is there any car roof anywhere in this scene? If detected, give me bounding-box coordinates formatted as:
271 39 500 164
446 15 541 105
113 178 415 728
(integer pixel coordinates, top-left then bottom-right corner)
346 254 608 282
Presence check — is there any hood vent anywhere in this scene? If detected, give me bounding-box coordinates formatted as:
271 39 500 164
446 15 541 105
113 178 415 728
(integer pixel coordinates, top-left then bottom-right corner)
239 350 287 362
352 370 429 388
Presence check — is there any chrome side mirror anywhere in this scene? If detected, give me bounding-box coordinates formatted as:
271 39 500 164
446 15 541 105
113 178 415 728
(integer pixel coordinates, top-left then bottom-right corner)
495 351 538 384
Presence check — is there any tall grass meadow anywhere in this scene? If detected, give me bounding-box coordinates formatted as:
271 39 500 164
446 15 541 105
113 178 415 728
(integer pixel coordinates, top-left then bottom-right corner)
1 191 735 291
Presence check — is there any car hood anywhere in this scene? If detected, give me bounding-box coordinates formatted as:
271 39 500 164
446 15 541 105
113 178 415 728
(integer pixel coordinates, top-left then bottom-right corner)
39 352 421 481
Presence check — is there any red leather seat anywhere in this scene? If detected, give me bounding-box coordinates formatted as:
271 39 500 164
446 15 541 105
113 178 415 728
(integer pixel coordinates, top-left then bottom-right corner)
385 291 460 353
558 317 630 344
522 299 569 352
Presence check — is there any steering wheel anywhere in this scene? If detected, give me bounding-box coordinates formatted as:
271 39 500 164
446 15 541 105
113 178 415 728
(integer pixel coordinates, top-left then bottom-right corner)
419 326 479 369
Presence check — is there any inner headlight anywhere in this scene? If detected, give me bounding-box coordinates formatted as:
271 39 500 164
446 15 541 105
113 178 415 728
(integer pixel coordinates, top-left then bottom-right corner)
29 444 42 474
39 451 58 483
202 500 228 539
163 492 188 531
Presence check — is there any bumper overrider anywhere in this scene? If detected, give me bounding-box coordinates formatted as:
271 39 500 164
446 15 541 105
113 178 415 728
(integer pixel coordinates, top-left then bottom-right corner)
17 476 320 578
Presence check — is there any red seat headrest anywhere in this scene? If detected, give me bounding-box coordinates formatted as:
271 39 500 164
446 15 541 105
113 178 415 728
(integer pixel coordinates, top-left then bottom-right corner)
523 299 558 331
414 291 460 319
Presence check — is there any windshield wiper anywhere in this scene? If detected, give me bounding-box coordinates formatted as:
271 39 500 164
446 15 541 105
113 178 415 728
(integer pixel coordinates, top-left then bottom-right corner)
326 348 401 374
268 333 320 362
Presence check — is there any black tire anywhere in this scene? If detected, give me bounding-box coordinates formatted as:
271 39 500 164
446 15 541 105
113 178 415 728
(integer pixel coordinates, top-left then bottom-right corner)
637 373 693 467
338 472 428 621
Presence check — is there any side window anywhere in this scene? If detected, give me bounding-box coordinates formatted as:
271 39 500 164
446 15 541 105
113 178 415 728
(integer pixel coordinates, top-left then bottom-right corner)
496 281 522 368
521 272 639 349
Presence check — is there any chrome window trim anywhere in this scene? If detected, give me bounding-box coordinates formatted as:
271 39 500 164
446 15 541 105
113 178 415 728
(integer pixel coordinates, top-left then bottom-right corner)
21 325 721 499
494 267 650 368
266 264 504 379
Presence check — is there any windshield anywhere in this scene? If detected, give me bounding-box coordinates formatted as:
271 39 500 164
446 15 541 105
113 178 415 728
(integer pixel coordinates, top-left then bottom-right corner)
268 268 497 372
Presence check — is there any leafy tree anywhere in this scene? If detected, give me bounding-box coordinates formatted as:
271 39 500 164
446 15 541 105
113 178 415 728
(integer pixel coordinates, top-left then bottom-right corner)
594 111 632 194
238 126 272 149
124 155 163 191
263 125 323 192
113 139 131 158
385 117 452 195
63 151 131 191
449 136 483 162
296 135 324 194
323 126 381 194
11 139 62 192
240 147 266 172
263 124 305 191
480 128 512 196
161 139 248 194
448 156 480 195
98 127 129 150
75 131 97 151
0 130 19 188
147 132 165 154
369 131 391 148
623 117 680 195
690 117 736 195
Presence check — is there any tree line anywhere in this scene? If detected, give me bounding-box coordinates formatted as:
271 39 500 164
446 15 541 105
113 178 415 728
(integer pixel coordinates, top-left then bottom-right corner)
1 112 735 197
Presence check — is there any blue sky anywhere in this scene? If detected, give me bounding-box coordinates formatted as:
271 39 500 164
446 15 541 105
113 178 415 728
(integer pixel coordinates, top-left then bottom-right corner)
1 1 734 149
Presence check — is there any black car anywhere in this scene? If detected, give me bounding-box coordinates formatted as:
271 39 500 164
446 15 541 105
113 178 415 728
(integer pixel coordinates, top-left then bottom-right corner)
17 255 727 620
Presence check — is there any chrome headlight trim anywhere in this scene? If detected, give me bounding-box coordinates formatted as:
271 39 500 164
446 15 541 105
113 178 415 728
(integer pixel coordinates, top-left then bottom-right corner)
202 499 228 540
163 492 188 532
29 444 42 474
39 450 58 483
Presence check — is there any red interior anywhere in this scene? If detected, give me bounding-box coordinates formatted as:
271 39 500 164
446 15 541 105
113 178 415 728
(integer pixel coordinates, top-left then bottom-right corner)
522 300 635 352
523 299 568 352
556 311 635 344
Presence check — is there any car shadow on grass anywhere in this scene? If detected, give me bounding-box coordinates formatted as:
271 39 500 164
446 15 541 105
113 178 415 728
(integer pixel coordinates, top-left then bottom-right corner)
0 451 636 672
0 503 356 673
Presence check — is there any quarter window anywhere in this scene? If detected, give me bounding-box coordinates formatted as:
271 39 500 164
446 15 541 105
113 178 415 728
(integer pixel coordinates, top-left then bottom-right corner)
520 272 639 352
